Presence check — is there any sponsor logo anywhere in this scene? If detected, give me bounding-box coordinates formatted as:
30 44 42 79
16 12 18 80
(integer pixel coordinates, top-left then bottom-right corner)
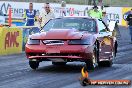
5 31 19 49
0 3 11 14
106 13 120 23
123 11 131 21
0 2 39 17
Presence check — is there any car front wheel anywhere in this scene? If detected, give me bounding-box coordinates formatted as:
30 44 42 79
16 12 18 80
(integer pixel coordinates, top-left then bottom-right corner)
85 44 98 71
29 61 39 70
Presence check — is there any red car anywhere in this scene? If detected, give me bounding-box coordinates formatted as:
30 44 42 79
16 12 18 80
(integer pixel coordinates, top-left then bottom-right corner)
25 17 118 70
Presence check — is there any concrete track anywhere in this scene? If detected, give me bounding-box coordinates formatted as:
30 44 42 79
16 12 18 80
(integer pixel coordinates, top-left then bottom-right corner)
0 26 132 88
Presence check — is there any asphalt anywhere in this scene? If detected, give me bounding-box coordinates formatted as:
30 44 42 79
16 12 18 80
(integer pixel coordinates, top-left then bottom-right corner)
0 26 132 88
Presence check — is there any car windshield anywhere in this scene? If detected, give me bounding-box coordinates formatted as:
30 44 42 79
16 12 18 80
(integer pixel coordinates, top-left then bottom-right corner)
42 18 96 33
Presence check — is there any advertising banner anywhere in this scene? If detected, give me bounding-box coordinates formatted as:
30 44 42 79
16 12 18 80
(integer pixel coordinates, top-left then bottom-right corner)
122 7 132 26
0 1 88 18
0 1 131 26
105 7 122 25
0 27 22 55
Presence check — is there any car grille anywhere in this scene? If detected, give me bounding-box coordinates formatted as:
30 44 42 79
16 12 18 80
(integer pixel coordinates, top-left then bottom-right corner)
43 53 80 56
42 40 64 45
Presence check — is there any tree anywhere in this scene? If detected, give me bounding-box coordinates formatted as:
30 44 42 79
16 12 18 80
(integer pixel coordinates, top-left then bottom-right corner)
88 0 92 5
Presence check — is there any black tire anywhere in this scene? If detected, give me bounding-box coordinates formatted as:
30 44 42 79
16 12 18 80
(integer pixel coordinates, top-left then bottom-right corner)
98 60 113 67
114 41 118 57
29 61 39 70
85 43 98 71
85 59 94 71
52 62 67 65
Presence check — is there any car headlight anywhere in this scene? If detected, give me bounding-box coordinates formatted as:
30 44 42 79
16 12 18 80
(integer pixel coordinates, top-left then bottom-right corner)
68 39 90 45
27 38 40 45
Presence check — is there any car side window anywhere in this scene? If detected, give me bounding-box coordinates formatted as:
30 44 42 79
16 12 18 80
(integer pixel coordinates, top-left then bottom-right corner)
97 20 107 32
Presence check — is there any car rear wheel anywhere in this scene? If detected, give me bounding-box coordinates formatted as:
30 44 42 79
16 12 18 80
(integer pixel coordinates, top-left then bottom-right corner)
29 61 39 70
98 60 113 67
52 62 67 65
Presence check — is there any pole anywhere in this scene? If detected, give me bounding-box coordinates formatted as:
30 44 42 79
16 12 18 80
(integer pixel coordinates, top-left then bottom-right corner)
8 6 12 27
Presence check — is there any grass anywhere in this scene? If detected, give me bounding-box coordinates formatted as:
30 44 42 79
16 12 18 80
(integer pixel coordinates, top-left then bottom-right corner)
67 0 132 7
103 0 132 7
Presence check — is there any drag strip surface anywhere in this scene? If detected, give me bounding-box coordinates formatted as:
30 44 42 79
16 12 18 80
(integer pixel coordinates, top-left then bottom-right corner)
0 26 132 88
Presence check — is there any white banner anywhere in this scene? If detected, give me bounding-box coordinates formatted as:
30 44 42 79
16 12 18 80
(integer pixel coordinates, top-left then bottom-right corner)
0 1 89 17
105 7 122 25
0 1 127 25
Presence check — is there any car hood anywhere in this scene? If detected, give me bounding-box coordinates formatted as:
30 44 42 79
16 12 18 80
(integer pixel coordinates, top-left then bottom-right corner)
30 29 91 40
